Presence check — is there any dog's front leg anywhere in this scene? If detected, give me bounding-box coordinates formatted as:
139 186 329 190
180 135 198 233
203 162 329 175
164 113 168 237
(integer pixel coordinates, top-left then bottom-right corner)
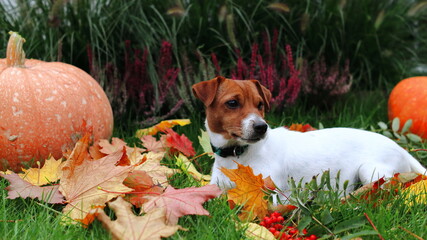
210 159 237 190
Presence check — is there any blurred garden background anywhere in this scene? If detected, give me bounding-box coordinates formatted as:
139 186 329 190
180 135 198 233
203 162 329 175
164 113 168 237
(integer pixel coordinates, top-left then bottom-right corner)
1 0 426 132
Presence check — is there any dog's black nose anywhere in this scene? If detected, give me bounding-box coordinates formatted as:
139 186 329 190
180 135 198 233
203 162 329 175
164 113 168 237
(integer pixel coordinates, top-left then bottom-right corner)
253 122 268 135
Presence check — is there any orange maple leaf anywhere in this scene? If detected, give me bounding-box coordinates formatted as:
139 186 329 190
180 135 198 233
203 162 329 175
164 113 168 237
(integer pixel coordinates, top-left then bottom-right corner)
135 119 191 137
59 134 133 223
286 123 316 132
221 162 270 221
93 197 182 240
123 170 164 207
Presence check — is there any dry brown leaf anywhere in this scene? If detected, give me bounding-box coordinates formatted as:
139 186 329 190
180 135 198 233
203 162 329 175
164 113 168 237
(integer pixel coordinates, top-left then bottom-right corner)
94 197 181 240
221 162 269 221
133 152 176 187
59 134 133 222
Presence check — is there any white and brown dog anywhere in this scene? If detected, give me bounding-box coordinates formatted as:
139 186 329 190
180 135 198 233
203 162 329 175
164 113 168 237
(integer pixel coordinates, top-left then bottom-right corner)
192 76 426 199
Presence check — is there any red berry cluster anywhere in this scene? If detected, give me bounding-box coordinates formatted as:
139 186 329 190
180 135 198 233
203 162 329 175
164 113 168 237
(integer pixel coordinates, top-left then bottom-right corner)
259 212 318 240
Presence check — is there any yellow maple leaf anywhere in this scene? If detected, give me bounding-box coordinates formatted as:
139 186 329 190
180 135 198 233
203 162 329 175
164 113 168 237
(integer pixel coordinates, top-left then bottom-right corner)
135 119 191 137
240 222 275 240
19 156 64 186
403 180 427 205
175 153 211 185
221 162 269 221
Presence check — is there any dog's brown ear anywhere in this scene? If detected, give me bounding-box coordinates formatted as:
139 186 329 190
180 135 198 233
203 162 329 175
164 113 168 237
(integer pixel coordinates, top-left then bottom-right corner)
251 80 272 111
192 76 225 107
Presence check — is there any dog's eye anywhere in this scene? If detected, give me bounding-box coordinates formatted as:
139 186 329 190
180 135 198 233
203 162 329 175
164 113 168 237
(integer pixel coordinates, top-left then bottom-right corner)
225 100 239 109
258 102 264 110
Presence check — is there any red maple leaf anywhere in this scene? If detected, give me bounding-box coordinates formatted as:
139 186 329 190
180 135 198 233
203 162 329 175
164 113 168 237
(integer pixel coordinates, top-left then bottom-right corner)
141 184 222 225
123 170 164 207
162 128 196 157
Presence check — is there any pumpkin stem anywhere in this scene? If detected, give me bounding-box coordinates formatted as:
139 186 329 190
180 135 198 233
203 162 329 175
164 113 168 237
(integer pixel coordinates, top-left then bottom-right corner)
6 31 26 67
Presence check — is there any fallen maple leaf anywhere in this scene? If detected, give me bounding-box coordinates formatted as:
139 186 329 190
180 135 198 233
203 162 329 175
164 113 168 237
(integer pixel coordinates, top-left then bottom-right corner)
19 156 64 186
221 162 270 221
141 184 222 225
94 197 182 240
59 135 133 222
286 123 316 132
162 128 196 157
403 180 427 205
175 153 211 185
133 152 176 187
123 170 164 207
240 222 275 240
343 172 427 207
140 135 166 153
198 129 214 158
1 172 64 204
135 119 191 137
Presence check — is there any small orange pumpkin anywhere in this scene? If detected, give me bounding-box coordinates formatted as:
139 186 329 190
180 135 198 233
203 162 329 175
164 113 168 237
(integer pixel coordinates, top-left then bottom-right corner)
0 32 114 171
388 76 427 139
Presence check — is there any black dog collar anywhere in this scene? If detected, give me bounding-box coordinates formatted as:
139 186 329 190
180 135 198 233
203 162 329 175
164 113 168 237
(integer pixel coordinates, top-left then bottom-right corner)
211 144 249 158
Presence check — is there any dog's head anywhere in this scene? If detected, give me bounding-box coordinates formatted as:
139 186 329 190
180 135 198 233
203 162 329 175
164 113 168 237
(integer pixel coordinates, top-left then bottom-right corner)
192 76 272 145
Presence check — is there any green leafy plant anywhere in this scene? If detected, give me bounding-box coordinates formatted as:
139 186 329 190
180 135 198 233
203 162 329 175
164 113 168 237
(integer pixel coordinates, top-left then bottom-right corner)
375 117 423 144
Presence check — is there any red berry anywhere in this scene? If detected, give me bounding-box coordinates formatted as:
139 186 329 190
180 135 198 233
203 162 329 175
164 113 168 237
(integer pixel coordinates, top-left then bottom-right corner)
309 235 317 240
274 231 281 238
275 224 284 230
289 229 298 235
281 234 290 240
277 216 285 223
271 216 278 223
302 229 308 235
269 227 276 233
259 221 266 227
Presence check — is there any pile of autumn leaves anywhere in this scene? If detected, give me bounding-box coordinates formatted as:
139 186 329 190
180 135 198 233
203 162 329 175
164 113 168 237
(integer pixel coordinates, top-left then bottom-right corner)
1 119 223 239
1 120 427 240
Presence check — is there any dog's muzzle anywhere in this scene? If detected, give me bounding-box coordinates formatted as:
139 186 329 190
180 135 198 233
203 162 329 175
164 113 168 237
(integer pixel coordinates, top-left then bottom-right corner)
240 115 268 143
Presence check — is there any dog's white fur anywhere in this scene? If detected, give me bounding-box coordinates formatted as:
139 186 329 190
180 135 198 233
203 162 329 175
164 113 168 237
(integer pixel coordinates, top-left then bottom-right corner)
208 118 426 196
194 77 426 200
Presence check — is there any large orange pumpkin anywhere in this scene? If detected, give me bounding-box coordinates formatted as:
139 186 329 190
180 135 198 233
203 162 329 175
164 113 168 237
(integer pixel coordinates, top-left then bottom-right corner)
388 76 427 139
0 32 114 171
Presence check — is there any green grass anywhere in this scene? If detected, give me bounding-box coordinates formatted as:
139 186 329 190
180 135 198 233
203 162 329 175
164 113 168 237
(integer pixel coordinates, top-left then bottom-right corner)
1 91 426 239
